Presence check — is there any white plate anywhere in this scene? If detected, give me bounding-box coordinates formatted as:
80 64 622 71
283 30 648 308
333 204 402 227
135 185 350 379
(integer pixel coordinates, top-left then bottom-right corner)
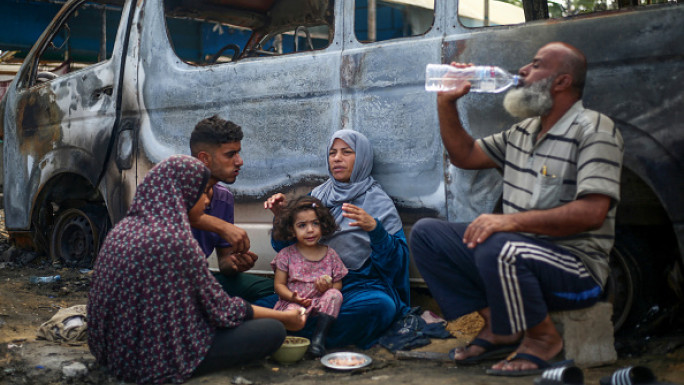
321 352 372 370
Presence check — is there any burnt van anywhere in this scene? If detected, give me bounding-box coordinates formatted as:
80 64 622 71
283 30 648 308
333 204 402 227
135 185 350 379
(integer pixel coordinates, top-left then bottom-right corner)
0 0 682 331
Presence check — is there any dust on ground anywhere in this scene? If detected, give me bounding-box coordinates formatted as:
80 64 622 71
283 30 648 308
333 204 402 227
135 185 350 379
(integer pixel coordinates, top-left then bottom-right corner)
1 213 684 384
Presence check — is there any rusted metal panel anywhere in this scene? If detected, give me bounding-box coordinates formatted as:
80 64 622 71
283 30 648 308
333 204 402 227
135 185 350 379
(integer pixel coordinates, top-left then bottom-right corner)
134 0 343 200
1 0 131 240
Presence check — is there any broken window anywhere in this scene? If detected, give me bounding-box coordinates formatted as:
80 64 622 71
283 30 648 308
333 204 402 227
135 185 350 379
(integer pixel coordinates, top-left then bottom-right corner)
164 0 334 66
458 0 678 28
32 2 123 85
458 0 525 27
545 0 677 18
354 0 435 43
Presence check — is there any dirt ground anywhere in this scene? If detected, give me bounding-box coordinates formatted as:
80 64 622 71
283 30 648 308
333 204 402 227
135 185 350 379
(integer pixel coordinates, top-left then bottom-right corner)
1 210 684 385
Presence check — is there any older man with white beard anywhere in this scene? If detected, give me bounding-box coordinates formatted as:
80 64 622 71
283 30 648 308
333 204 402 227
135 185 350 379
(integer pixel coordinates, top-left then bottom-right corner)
410 42 624 376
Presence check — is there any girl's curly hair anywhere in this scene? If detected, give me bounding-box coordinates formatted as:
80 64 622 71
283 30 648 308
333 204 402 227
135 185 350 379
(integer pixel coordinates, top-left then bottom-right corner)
272 196 338 242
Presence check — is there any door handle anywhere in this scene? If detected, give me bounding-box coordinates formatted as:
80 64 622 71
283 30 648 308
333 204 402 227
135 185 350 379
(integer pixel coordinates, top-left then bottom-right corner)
92 85 113 100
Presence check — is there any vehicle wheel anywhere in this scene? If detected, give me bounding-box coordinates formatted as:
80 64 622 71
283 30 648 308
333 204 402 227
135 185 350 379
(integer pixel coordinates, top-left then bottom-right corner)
604 225 677 334
603 244 639 331
50 208 101 268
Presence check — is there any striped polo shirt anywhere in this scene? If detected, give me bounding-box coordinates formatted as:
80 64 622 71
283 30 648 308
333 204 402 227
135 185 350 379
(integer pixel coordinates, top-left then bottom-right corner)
476 101 624 286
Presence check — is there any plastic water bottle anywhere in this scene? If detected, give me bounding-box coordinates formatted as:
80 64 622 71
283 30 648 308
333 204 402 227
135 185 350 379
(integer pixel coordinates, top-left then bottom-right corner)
425 64 522 93
29 275 61 284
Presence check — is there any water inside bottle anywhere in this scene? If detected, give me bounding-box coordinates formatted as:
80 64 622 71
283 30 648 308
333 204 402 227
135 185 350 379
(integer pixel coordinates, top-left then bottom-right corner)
425 77 472 92
425 64 522 93
470 79 497 92
425 77 505 92
425 78 449 92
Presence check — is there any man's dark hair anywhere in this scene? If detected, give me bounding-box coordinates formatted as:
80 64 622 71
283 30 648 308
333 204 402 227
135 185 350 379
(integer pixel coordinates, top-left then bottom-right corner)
190 115 244 156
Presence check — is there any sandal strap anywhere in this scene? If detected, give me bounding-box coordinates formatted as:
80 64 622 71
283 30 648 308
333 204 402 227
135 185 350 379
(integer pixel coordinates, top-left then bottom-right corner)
469 337 495 350
611 366 657 385
540 366 584 384
506 352 551 369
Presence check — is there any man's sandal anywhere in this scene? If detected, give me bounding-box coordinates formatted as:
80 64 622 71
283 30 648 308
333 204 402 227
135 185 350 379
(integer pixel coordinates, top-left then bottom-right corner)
449 337 519 365
600 366 676 385
485 352 574 377
534 365 585 385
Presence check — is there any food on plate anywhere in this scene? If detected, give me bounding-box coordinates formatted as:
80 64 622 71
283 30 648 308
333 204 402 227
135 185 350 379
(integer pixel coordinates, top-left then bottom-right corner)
327 355 366 367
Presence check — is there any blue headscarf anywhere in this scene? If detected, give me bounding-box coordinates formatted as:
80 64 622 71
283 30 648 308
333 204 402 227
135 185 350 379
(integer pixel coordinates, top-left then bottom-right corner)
311 130 403 270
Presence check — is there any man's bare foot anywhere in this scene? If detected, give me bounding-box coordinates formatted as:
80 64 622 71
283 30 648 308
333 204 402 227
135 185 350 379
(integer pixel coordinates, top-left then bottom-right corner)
451 308 522 361
490 315 563 372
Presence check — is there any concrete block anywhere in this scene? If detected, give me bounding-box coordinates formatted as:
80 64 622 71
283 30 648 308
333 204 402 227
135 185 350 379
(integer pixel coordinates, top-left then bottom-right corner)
550 302 617 367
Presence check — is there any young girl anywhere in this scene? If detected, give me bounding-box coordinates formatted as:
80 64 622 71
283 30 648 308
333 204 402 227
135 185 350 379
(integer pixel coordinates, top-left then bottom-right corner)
271 196 348 357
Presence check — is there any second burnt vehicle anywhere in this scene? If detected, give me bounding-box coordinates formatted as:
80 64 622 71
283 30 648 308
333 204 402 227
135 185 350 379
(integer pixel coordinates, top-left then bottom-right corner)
0 0 682 333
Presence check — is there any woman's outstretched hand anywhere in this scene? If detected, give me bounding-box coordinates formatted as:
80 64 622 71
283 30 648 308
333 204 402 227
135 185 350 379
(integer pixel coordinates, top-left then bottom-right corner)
342 203 377 232
264 193 287 216
281 308 307 331
252 305 307 331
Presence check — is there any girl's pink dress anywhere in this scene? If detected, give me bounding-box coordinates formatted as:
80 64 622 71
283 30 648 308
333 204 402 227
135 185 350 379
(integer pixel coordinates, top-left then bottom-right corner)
271 244 348 317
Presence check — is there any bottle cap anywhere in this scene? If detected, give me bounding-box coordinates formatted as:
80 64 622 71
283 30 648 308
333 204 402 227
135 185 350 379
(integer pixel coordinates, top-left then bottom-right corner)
513 75 523 87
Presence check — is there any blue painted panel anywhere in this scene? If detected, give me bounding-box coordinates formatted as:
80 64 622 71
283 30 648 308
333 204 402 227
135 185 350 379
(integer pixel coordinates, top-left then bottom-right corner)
354 0 415 42
0 0 62 54
0 0 122 62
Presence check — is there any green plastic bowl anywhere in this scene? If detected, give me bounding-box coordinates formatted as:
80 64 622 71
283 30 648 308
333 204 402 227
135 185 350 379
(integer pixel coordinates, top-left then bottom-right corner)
271 336 310 364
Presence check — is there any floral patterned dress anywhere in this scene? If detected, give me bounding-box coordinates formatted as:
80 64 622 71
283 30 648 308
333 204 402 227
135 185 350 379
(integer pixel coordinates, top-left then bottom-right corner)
87 155 252 384
271 245 348 317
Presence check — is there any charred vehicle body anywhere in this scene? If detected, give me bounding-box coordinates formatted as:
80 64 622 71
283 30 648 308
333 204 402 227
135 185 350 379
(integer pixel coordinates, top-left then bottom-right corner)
0 0 682 332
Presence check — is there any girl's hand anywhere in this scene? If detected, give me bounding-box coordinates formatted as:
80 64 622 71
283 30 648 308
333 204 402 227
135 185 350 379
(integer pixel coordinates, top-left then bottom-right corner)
341 203 377 232
281 309 307 331
314 275 333 293
292 292 312 307
264 193 287 216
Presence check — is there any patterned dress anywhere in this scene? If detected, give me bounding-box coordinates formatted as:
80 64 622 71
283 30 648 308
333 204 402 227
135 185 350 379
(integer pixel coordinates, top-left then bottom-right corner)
87 155 252 384
271 245 347 317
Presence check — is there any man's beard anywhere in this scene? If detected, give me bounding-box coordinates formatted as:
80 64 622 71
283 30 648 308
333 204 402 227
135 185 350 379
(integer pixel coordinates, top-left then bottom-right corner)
503 76 554 119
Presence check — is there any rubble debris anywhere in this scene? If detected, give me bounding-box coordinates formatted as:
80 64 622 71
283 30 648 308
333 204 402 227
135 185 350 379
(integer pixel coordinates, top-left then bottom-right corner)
62 361 88 377
231 375 253 384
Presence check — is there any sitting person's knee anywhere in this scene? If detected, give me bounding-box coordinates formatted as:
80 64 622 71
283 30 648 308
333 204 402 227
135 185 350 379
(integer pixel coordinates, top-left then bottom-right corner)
411 217 440 236
366 297 396 325
327 288 343 302
409 217 442 248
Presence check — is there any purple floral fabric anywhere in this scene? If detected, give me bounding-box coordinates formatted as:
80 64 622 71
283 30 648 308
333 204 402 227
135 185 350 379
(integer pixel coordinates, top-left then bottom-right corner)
87 155 252 384
271 245 348 317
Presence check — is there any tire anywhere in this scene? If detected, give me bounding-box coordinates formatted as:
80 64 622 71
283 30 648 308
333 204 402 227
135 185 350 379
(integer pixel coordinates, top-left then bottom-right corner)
603 242 639 331
49 207 103 268
605 225 677 335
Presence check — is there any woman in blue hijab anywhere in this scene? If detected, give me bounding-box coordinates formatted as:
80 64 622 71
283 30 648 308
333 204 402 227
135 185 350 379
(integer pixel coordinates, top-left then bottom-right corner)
262 130 411 350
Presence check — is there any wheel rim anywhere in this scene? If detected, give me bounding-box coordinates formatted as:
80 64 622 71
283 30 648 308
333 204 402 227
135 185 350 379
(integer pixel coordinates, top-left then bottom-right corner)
50 208 99 268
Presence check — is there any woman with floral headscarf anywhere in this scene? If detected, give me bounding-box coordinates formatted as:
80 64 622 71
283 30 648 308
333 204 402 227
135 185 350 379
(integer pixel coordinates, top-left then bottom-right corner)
88 155 305 384
263 130 411 350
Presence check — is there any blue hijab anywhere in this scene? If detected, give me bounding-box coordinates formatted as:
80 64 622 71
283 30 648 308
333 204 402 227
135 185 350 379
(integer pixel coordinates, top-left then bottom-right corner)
311 130 403 270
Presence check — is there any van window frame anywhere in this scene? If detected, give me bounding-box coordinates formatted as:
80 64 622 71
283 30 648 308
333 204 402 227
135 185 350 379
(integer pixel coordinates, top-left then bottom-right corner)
21 0 123 89
162 0 337 67
353 0 436 44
